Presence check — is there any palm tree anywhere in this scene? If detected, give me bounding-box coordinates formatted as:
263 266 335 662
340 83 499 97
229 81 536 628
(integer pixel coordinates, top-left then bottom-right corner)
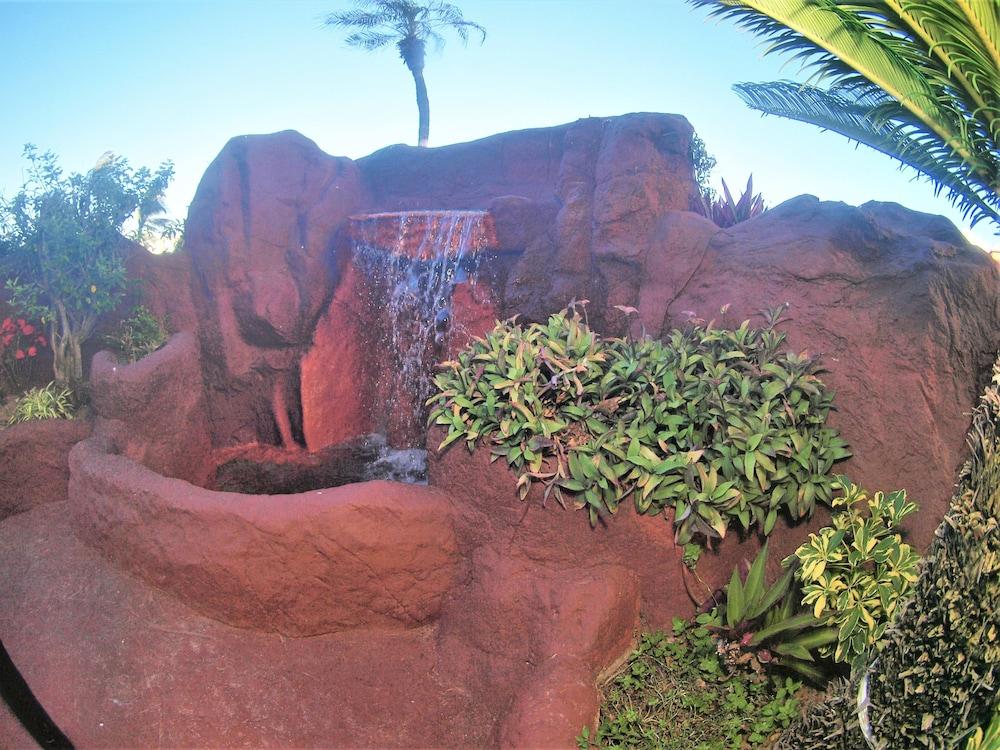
325 0 486 147
688 0 1000 231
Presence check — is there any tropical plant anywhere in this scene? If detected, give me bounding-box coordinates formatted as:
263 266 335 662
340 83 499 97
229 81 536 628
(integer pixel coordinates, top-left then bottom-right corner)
791 476 920 667
0 146 173 384
7 381 74 424
428 304 850 559
580 620 804 749
688 0 1000 231
708 542 838 683
106 305 167 364
700 175 767 227
966 704 1000 750
324 0 486 147
0 315 48 395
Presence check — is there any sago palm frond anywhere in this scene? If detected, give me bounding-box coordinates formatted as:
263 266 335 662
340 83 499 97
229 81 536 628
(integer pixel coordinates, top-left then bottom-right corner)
689 0 1000 230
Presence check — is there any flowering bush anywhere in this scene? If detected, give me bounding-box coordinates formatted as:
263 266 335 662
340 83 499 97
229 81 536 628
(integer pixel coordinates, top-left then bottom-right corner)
0 316 48 395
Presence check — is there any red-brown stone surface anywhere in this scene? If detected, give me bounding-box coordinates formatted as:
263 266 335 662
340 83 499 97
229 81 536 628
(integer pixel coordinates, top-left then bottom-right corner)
89 332 213 486
640 198 999 548
184 130 367 448
348 210 497 260
3 114 999 749
0 418 91 522
69 435 461 637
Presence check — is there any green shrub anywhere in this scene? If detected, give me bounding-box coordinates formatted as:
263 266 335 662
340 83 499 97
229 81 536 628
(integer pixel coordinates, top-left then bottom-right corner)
791 476 919 668
581 619 803 749
773 678 866 750
106 305 167 363
8 382 74 424
864 359 1000 748
709 542 838 684
428 305 850 556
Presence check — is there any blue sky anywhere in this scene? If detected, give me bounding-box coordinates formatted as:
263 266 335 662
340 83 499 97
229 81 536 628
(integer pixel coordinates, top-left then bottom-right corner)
1 0 997 252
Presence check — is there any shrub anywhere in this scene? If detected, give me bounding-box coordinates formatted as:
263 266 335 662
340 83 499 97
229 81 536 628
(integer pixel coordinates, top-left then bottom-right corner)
791 476 920 668
708 542 838 684
428 305 850 556
0 316 48 395
7 382 74 424
773 678 866 750
106 305 167 363
581 619 803 749
864 358 1000 747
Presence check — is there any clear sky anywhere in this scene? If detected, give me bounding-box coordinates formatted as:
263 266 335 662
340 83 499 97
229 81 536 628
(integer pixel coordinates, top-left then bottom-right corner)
1 0 997 252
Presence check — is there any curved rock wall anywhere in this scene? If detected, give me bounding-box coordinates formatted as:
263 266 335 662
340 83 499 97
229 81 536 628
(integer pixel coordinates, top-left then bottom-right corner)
69 435 460 636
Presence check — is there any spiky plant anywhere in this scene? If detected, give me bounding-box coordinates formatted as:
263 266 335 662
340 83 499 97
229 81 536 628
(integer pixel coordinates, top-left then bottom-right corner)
324 1 486 147
688 0 1000 231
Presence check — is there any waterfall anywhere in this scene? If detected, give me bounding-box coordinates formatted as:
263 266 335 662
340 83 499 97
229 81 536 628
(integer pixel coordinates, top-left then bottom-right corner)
348 210 493 445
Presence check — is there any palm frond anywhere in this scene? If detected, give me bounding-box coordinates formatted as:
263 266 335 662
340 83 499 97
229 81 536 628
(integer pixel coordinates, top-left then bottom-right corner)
689 0 1000 231
734 79 1000 227
343 30 396 50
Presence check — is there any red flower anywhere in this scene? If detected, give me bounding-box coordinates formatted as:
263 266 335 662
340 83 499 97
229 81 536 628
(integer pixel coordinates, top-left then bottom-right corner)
1 318 12 332
2 334 12 346
36 335 47 347
14 349 25 360
21 323 34 335
27 346 37 357
16 319 25 328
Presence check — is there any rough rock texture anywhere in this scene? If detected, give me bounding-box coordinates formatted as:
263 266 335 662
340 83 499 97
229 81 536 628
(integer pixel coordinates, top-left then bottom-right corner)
89 332 213 486
649 197 1000 548
69 435 461 637
0 418 91 521
185 130 367 448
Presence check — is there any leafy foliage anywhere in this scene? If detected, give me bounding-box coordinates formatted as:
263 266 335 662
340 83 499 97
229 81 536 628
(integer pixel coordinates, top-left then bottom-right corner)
580 620 803 749
0 316 48 396
773 678 867 750
0 146 173 383
791 476 919 668
700 175 767 228
709 542 838 684
106 305 167 364
428 305 850 556
688 0 1000 230
690 132 718 199
7 381 74 424
866 357 1000 747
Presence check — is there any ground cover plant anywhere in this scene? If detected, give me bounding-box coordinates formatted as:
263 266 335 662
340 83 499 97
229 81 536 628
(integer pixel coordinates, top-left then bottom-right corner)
7 381 74 425
428 305 850 558
579 619 804 749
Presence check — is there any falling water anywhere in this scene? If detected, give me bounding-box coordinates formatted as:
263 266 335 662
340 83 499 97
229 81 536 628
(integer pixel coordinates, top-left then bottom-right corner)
349 210 493 444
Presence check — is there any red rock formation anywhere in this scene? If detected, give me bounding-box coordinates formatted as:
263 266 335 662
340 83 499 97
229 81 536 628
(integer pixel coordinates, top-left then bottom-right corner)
0 418 91 521
3 113 998 749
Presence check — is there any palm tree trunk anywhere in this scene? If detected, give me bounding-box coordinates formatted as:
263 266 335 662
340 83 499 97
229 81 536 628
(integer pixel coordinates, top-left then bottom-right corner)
411 65 430 147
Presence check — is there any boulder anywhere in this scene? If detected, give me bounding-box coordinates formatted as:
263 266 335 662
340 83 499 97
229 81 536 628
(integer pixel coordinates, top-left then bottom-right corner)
89 332 212 486
184 130 367 447
656 197 1000 548
0 418 91 521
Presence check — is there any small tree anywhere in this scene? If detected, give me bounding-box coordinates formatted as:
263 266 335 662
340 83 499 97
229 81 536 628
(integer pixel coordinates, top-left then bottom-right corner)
325 0 486 147
0 146 174 384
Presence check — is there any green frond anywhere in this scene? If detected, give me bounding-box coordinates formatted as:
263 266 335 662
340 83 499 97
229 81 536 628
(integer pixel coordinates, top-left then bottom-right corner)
735 80 1000 227
689 0 1000 232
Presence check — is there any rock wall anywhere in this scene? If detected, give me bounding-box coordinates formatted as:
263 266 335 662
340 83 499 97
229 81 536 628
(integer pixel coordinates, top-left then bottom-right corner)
177 113 999 550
